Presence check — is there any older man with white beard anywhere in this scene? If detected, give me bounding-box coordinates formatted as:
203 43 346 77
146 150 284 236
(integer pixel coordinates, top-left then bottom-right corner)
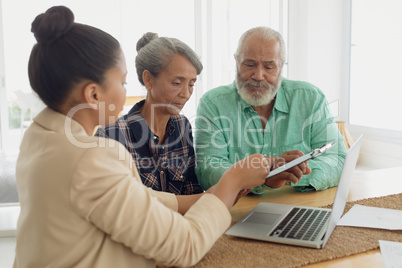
195 26 346 194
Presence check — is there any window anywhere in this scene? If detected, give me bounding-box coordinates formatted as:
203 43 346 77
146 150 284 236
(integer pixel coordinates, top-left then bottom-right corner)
189 0 287 123
0 0 287 155
201 0 287 92
349 0 402 138
0 0 197 153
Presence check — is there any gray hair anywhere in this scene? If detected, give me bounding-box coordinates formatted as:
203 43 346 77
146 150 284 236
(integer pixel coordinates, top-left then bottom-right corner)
234 26 286 67
135 32 203 85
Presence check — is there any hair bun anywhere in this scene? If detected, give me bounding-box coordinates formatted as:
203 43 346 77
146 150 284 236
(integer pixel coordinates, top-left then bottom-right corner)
31 6 74 44
136 32 158 52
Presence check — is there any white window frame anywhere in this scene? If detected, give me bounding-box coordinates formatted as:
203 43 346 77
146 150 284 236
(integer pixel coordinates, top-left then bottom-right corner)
343 0 402 143
0 0 8 151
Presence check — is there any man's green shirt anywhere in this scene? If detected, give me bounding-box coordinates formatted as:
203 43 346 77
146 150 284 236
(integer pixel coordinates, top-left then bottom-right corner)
194 78 347 194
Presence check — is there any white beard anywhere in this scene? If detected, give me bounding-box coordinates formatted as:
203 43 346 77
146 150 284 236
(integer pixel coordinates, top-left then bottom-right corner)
236 74 281 107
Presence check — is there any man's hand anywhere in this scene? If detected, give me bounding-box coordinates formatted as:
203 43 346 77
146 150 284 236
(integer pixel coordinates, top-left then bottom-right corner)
264 150 312 189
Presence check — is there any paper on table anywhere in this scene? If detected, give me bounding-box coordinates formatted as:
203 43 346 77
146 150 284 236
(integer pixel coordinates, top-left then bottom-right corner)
337 204 402 230
379 240 402 268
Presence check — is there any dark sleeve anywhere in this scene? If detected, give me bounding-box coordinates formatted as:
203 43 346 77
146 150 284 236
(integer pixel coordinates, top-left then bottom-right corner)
181 118 204 195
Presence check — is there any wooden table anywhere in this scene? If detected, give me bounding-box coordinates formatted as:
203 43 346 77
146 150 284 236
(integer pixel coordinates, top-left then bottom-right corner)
230 166 402 268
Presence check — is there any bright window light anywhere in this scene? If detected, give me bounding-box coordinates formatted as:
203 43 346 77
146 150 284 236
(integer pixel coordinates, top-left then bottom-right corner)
350 0 402 132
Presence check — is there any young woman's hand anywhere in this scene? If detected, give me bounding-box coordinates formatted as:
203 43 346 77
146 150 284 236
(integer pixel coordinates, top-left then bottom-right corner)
211 154 269 209
224 153 270 189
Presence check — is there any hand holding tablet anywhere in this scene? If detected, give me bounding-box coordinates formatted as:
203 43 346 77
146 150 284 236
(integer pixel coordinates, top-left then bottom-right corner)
266 141 338 179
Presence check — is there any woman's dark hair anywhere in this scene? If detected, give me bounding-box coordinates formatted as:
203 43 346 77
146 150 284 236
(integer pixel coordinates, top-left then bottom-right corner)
135 32 203 86
28 6 121 111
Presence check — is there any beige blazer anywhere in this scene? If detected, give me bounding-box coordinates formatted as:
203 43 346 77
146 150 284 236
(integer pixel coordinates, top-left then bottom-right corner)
14 108 230 268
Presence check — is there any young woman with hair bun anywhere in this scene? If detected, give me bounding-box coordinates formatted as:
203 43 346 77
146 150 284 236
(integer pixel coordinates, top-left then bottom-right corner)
15 6 269 267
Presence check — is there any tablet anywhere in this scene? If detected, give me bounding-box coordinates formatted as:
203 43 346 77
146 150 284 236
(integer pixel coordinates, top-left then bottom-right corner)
266 141 338 179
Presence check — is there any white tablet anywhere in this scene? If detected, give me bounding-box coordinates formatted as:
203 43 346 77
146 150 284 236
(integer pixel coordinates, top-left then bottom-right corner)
266 141 338 179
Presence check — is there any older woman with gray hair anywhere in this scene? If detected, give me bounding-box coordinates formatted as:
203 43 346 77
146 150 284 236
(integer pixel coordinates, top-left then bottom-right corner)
96 32 203 195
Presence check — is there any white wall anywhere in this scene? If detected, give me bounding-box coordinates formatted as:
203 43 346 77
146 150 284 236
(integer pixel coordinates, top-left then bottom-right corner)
287 0 345 118
287 0 402 170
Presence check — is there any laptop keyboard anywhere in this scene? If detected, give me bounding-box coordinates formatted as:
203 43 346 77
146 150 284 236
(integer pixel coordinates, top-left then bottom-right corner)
269 208 330 241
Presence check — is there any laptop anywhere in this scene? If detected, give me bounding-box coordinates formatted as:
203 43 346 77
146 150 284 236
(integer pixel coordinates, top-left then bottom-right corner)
226 135 363 249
